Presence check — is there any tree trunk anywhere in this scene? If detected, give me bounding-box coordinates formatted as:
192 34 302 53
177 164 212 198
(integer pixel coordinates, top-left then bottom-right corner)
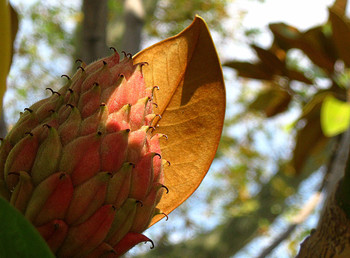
81 0 147 62
81 0 109 63
121 0 145 55
0 109 7 138
297 129 350 257
297 192 350 257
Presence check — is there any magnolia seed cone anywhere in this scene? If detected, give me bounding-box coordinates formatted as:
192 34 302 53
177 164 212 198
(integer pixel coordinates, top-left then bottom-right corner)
0 49 169 257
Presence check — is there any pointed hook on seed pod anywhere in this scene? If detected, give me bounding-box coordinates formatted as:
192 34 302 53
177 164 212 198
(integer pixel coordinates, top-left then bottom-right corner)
121 51 132 59
109 46 117 53
75 59 83 64
24 108 33 113
61 74 70 80
136 62 148 69
151 114 162 124
46 87 55 95
147 126 156 132
147 239 155 249
152 85 159 92
46 88 61 96
136 62 149 75
161 184 169 194
77 66 85 72
152 133 167 141
162 212 169 221
136 200 143 207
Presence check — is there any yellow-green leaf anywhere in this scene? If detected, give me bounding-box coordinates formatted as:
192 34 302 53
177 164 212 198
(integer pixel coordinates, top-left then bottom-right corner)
321 95 350 137
0 0 12 111
0 1 18 113
134 16 226 225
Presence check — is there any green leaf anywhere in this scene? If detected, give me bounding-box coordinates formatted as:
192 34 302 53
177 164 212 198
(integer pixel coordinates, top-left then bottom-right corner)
321 95 350 137
0 198 54 258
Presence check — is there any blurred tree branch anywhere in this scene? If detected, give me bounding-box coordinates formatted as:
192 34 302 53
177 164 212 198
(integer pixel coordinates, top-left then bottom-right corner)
257 192 322 258
297 128 350 256
138 164 321 257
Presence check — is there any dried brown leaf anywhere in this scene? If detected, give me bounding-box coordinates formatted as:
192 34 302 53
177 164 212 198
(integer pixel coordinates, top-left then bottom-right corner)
329 8 350 67
292 95 330 175
134 16 226 225
225 61 273 80
248 86 291 117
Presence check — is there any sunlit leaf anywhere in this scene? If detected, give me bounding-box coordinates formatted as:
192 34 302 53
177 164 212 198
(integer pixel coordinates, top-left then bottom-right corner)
332 0 348 16
269 23 300 50
9 4 19 68
321 95 350 136
270 23 336 73
298 26 336 73
0 1 12 112
0 197 54 257
134 16 225 225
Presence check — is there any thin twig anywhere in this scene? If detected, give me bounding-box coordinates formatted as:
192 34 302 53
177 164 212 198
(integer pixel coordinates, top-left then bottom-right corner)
257 192 322 258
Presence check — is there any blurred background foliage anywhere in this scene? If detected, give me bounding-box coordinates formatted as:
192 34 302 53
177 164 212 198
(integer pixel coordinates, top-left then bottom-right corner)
5 0 350 257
